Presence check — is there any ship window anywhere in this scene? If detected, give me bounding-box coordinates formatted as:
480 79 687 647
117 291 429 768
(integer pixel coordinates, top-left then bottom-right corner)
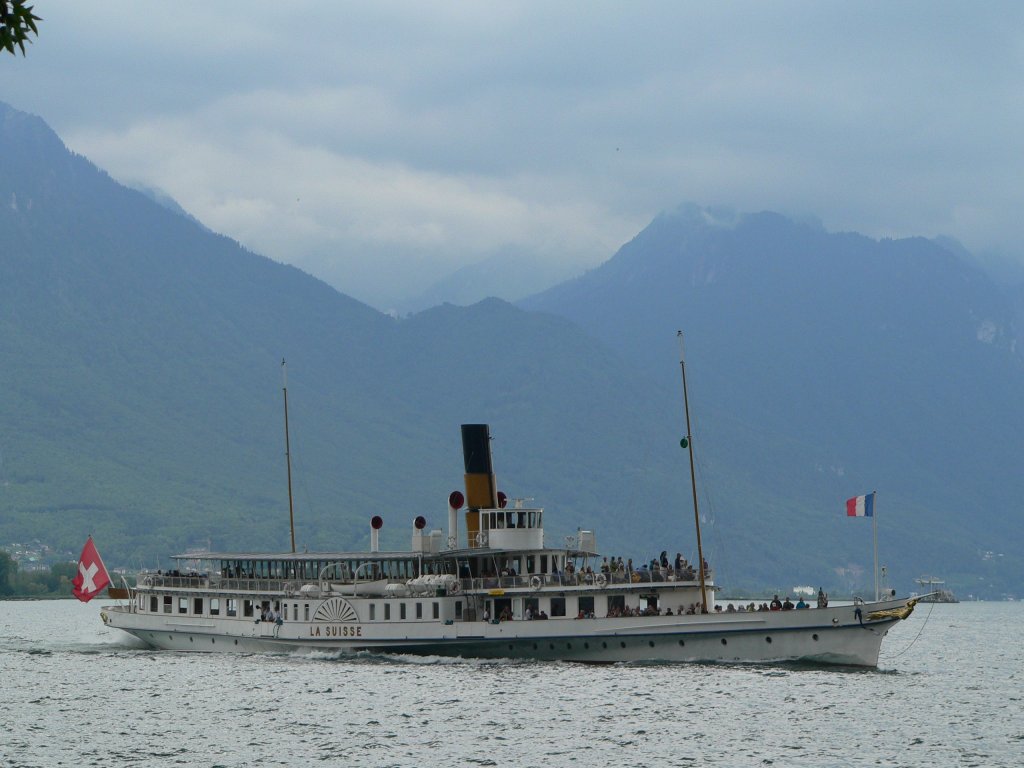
416 603 423 619
150 596 158 613
163 596 172 613
193 597 204 615
432 602 440 619
540 555 548 574
524 597 539 616
210 598 220 616
577 596 595 617
607 595 625 615
455 601 463 619
526 556 535 573
178 597 188 614
226 599 237 617
304 604 310 621
400 604 407 620
550 597 566 617
384 604 391 621
243 600 254 618
369 604 376 621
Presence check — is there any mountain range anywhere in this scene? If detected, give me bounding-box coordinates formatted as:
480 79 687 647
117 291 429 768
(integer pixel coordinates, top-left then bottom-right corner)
2 101 1022 597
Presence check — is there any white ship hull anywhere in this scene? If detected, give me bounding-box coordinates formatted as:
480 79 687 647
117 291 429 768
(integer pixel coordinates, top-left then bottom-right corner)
104 595 910 667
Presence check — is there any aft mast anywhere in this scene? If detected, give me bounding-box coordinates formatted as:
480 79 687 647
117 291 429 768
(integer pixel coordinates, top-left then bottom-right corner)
677 331 708 612
282 358 296 553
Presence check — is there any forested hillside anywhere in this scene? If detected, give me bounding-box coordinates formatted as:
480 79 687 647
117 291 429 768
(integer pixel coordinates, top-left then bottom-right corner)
3 103 1021 596
523 205 1024 596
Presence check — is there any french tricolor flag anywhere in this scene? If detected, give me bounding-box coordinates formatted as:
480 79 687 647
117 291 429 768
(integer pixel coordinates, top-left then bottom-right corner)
846 492 875 517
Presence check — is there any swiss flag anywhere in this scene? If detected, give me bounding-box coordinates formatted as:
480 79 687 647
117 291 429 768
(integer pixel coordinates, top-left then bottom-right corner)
72 536 111 602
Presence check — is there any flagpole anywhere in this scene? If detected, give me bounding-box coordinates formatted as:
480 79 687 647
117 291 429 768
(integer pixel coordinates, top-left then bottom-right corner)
872 491 879 601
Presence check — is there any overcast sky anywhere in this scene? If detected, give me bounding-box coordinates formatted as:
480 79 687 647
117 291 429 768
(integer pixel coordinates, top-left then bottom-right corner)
5 2 1023 309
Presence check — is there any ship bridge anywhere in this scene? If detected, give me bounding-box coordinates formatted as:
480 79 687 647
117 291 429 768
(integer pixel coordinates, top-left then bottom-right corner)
475 504 543 550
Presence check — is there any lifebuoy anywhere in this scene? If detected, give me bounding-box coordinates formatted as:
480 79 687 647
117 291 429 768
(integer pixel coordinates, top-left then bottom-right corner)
449 580 461 594
595 573 607 587
530 576 542 590
474 531 488 547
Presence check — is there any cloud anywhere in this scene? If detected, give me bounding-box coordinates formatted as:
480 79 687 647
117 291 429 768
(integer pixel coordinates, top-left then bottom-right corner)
65 101 641 304
5 1 1023 307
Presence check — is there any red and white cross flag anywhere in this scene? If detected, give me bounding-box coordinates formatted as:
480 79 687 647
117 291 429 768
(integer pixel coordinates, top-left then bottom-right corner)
72 536 111 602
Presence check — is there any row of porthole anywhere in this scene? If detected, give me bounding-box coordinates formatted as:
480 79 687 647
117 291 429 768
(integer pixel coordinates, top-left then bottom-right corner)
505 633 822 652
168 635 240 646
167 632 822 649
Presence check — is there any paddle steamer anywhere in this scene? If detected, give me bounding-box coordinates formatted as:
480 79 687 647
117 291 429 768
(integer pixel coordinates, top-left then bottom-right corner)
102 419 916 666
102 343 917 665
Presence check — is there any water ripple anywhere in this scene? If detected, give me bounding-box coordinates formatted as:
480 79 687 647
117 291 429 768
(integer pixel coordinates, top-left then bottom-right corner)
1 601 1022 767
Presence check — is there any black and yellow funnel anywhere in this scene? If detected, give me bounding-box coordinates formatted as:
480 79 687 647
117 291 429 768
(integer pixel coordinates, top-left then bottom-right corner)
461 424 497 546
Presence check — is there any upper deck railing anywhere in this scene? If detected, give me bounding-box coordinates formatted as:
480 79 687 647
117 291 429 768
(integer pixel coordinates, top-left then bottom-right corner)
135 566 712 596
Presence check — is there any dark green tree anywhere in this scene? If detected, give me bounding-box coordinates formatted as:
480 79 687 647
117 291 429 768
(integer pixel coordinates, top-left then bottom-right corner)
49 561 78 592
1 1 41 56
0 551 15 595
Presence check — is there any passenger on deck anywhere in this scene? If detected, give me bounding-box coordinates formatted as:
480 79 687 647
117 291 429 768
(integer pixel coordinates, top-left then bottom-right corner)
796 597 808 609
817 587 828 608
782 597 794 610
770 595 783 611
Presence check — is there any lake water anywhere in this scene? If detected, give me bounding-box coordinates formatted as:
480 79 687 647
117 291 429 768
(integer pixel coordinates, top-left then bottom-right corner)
0 599 1021 767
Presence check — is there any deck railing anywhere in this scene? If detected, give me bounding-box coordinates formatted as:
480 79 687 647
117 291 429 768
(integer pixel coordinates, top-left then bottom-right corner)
136 567 713 596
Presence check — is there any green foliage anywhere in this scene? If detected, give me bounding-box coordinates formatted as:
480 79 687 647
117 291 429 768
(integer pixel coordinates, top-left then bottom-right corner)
0 551 14 594
0 551 74 597
1 1 41 56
